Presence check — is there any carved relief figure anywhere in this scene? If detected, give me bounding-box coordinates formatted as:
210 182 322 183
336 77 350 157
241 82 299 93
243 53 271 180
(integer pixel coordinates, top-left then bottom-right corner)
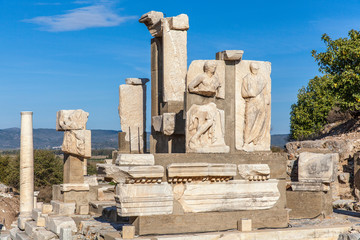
188 61 221 97
241 62 269 145
186 103 229 153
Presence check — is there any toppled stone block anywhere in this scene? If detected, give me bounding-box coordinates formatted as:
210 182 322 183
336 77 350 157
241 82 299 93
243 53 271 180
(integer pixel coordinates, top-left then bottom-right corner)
25 221 40 238
56 109 89 131
298 152 338 183
51 200 75 216
125 78 149 85
115 154 154 166
62 130 91 158
32 208 42 221
46 216 77 235
115 183 173 216
238 164 270 181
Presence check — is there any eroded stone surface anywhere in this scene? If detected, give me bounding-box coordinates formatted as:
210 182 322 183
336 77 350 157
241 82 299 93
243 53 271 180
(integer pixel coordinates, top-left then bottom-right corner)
56 110 89 131
217 50 244 61
167 163 236 177
186 103 229 153
291 182 330 192
125 78 149 85
118 84 145 153
168 14 189 30
163 113 176 135
62 130 91 158
176 180 280 213
60 183 90 192
298 152 338 183
115 154 154 166
46 216 77 235
235 60 271 152
139 11 164 37
115 183 173 216
238 164 270 181
152 115 163 132
187 60 225 99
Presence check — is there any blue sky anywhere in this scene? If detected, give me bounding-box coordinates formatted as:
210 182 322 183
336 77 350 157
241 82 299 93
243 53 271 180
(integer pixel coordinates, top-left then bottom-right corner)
1 0 360 134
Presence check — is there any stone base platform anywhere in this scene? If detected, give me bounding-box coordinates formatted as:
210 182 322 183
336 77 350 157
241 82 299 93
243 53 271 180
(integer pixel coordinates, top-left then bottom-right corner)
130 208 289 235
286 190 333 219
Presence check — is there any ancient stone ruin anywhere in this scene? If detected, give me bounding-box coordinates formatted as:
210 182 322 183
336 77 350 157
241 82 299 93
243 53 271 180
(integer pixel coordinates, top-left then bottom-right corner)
1 10 352 240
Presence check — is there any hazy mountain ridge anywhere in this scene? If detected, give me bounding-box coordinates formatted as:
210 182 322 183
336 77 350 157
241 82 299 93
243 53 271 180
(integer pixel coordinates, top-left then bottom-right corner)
0 128 289 150
0 128 119 150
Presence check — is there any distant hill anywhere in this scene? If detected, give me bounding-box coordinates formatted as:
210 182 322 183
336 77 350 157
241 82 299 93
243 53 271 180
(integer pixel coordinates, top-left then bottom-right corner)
0 128 289 150
271 134 290 148
0 128 119 150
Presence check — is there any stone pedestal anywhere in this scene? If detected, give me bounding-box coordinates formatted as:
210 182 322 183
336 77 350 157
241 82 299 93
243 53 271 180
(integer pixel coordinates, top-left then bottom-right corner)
63 154 84 184
20 111 34 216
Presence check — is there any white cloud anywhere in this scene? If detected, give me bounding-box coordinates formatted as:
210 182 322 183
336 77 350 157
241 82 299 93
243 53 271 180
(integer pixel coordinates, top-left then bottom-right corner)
24 4 136 32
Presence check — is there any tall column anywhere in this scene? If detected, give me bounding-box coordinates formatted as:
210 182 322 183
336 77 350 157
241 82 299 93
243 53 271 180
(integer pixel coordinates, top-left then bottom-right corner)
20 111 34 215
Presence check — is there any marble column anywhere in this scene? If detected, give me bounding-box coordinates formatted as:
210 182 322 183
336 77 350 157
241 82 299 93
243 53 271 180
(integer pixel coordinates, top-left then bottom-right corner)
20 111 34 215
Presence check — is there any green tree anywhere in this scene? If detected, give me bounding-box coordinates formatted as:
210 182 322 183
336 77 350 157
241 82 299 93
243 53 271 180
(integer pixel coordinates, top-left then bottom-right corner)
290 29 360 140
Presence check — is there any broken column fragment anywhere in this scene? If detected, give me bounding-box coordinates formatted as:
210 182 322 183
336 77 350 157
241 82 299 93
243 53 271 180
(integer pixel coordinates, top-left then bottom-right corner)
118 78 147 153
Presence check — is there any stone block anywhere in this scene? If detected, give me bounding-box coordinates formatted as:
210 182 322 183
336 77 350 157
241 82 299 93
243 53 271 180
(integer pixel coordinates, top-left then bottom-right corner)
10 228 20 240
168 14 189 30
63 154 85 184
298 152 338 183
286 190 333 219
152 116 163 132
79 205 89 215
97 186 115 201
167 163 236 178
115 183 173 216
32 209 42 221
0 234 10 240
46 216 77 235
216 50 244 61
290 182 330 192
175 180 280 213
60 183 90 192
56 109 89 131
104 231 122 240
60 228 72 240
125 78 149 85
139 11 163 37
122 225 135 239
15 232 30 240
84 175 98 186
162 113 176 135
238 164 270 181
33 228 57 240
25 221 40 237
119 84 146 153
115 154 154 166
62 130 91 158
51 200 75 216
237 219 252 232
36 217 46 227
42 204 53 214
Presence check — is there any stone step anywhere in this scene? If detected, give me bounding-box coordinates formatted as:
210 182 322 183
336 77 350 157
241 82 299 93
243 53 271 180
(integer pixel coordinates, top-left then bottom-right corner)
50 201 75 216
45 216 76 236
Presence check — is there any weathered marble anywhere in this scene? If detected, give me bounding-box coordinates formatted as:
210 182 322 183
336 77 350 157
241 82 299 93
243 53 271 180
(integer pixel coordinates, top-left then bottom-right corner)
125 78 149 85
175 180 280 213
162 15 188 102
56 109 89 131
20 112 34 216
115 154 155 166
187 60 225 99
168 14 189 30
216 50 244 61
139 11 164 37
62 130 91 158
152 115 163 132
115 183 173 216
235 60 271 152
186 103 229 153
238 164 270 181
298 152 338 183
118 84 146 153
290 182 330 192
163 113 176 135
167 163 236 177
97 163 164 183
60 183 90 192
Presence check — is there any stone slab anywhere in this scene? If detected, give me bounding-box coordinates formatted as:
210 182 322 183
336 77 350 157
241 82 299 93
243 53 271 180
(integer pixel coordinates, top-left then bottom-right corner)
290 182 330 192
115 183 173 216
131 208 289 235
238 164 270 181
216 50 244 61
167 163 236 178
154 152 287 180
46 216 77 235
286 190 333 219
60 183 90 192
298 152 338 183
51 200 75 216
115 154 154 166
